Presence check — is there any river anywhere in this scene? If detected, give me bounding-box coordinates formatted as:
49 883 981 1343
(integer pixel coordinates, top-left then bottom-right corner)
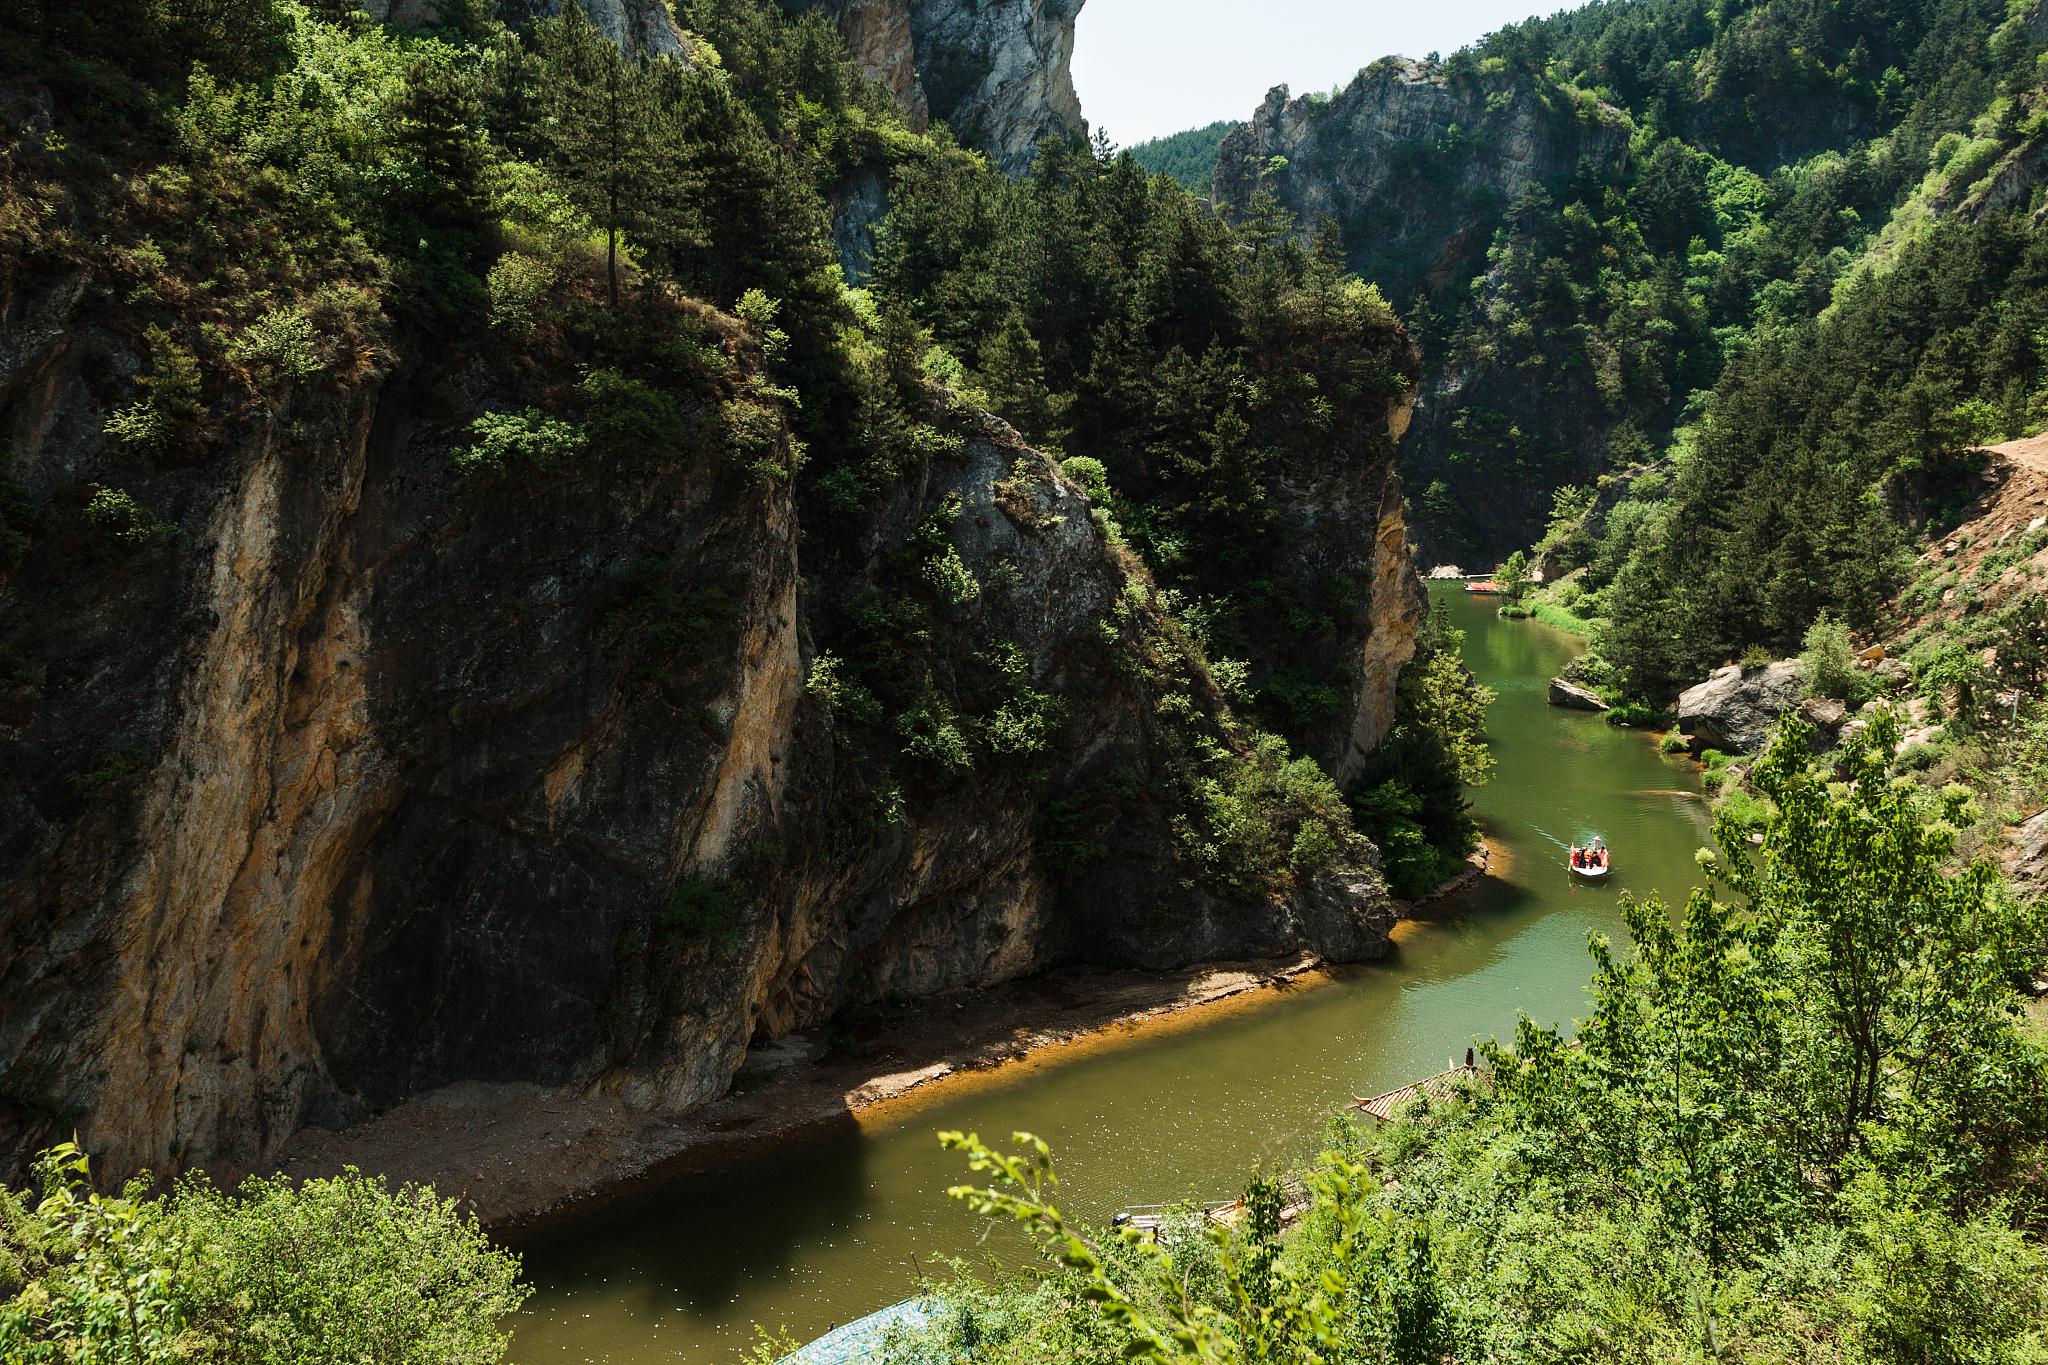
507 584 1711 1362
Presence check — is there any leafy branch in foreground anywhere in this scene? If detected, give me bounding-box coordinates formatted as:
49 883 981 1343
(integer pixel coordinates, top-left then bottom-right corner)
917 712 2048 1363
0 1142 526 1364
938 1129 1441 1364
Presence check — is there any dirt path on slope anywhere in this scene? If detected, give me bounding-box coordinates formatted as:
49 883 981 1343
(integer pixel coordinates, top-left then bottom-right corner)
1897 434 2048 637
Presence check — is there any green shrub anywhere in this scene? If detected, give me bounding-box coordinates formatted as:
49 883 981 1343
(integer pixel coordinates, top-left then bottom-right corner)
102 326 203 460
803 652 882 728
1802 618 1867 703
1659 730 1689 753
1352 778 1461 898
719 397 785 478
1170 732 1361 896
578 368 681 455
900 692 974 774
485 251 558 337
0 1143 526 1364
83 485 177 547
1698 747 1741 789
921 544 980 606
1605 700 1659 727
229 305 322 384
65 746 145 800
1715 784 1771 829
734 288 789 363
1057 454 1111 501
102 401 176 456
976 645 1064 757
452 409 585 477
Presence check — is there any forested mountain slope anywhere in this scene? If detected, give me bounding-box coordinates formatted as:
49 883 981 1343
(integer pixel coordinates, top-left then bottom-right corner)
0 0 1457 1189
1206 0 2047 562
1128 120 1233 191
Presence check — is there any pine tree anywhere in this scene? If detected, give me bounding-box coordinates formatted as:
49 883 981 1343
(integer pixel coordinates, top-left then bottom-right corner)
975 314 1070 449
533 2 667 308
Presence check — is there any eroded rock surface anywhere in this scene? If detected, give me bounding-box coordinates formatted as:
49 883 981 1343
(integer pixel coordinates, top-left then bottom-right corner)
1677 661 1805 753
0 283 1405 1187
798 0 1087 173
2003 808 2048 905
1215 61 1628 301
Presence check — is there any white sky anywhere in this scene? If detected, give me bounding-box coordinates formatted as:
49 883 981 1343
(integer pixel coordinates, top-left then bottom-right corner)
1073 0 1561 146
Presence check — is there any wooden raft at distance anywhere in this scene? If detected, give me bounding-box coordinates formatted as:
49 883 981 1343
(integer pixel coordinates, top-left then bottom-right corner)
1351 1061 1486 1123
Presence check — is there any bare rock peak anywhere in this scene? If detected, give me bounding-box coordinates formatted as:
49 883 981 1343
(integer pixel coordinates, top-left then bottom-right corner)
804 0 1089 173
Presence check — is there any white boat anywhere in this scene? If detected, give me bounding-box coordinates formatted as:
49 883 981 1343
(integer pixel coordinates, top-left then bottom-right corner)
1569 839 1611 879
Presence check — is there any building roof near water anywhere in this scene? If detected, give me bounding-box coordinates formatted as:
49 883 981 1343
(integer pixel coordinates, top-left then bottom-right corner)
1352 1063 1485 1123
778 1298 933 1364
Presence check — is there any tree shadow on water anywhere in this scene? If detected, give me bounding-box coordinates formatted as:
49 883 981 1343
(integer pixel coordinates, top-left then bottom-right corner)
508 1114 874 1328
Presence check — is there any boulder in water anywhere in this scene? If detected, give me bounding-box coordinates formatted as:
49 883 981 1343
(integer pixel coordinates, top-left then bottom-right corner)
1547 677 1608 711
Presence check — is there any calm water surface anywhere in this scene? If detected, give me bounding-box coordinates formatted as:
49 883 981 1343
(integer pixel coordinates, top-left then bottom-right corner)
509 584 1711 1362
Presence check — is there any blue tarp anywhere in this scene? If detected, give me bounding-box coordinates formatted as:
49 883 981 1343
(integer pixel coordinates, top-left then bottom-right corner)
777 1298 933 1364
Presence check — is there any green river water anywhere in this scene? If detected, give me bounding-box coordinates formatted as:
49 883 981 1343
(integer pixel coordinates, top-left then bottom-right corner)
508 584 1713 1362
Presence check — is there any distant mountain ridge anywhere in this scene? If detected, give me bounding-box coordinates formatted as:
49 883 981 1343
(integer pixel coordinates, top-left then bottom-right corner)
1179 0 2048 562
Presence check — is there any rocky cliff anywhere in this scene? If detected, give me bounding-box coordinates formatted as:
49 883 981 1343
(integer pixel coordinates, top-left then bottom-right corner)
1214 60 1631 562
794 0 1086 174
1214 60 1629 302
0 270 1401 1185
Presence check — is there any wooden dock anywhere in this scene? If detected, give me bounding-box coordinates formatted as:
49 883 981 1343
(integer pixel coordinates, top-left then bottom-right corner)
1113 1178 1310 1240
1351 1059 1487 1123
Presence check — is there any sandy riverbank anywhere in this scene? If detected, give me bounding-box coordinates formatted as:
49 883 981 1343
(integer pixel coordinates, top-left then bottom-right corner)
280 843 1496 1230
280 954 1333 1229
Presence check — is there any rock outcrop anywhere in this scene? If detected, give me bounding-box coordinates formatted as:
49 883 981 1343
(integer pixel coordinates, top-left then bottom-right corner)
2003 807 2048 905
796 0 1088 174
1214 60 1629 302
1548 677 1607 712
1676 661 1805 753
0 277 1405 1186
1212 60 1631 561
1275 394 1426 786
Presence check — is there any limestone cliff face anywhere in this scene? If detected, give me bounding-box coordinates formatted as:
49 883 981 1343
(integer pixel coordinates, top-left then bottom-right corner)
1215 60 1629 301
1214 60 1630 560
1336 397 1424 780
1260 391 1424 788
0 278 1398 1185
796 0 1087 174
